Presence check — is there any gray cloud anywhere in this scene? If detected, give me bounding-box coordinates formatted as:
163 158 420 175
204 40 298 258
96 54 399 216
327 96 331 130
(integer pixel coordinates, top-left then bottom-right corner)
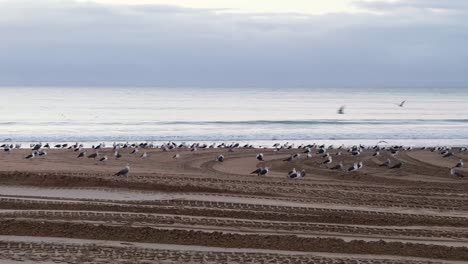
0 0 467 88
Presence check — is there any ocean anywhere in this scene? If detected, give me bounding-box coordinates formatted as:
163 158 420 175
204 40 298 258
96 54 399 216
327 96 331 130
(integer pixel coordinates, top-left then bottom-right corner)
1 87 467 147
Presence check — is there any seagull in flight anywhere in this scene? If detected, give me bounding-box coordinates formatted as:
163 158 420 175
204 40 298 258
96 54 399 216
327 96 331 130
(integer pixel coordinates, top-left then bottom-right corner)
398 100 406 107
337 105 345 115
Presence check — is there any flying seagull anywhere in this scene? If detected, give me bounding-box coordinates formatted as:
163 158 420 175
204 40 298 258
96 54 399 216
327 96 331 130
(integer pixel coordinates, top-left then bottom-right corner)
398 100 406 107
338 105 345 114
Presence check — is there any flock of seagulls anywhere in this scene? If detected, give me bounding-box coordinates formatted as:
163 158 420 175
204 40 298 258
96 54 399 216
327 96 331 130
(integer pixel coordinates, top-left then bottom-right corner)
0 140 465 179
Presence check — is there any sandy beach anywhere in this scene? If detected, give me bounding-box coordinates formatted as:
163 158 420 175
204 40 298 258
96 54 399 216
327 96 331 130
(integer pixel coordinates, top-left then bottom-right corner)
0 145 467 263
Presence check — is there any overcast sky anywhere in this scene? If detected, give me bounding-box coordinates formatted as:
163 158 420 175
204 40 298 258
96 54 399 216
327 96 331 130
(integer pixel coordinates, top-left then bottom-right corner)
0 0 467 88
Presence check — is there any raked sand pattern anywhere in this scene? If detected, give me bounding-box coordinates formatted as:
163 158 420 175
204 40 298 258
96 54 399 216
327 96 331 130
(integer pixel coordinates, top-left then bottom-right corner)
0 145 467 263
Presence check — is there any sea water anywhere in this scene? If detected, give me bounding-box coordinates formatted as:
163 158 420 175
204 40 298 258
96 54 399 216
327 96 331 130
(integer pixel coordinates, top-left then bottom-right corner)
0 87 467 147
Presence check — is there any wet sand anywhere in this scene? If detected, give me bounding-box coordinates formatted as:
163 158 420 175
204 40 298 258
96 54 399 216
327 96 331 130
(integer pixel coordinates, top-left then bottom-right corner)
0 146 467 263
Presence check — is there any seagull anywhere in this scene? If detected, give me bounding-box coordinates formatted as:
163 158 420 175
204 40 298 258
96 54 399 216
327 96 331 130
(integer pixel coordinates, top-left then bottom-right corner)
373 151 380 157
141 152 148 159
398 100 406 107
114 151 122 159
450 168 464 178
442 152 453 158
115 164 130 177
251 167 263 175
258 167 270 176
348 163 358 172
323 156 332 165
77 151 86 158
256 153 264 161
216 155 225 162
38 150 47 157
330 162 343 170
99 155 108 162
32 144 42 151
173 153 180 159
288 169 306 179
455 159 464 168
338 105 345 114
24 152 36 160
307 153 312 159
131 148 139 154
287 168 297 178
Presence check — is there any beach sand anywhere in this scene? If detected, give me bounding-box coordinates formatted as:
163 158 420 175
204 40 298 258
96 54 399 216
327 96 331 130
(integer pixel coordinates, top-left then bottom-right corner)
0 146 467 263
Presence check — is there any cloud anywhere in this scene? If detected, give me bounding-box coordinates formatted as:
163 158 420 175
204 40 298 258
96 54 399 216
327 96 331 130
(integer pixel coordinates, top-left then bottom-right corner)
354 0 468 13
0 0 467 88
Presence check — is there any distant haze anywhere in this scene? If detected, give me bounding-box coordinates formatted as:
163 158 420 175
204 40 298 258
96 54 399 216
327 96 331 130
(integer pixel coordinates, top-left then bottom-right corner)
0 0 467 88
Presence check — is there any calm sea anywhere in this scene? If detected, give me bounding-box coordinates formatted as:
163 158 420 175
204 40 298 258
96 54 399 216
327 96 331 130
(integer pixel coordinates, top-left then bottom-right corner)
0 87 467 147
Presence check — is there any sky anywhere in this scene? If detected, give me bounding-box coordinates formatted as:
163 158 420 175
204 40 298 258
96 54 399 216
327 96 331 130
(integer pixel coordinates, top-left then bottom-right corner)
0 0 467 88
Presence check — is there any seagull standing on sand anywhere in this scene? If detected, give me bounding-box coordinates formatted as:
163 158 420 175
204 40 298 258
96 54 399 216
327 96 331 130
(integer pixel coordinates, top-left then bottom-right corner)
114 150 122 159
455 159 464 168
256 153 264 161
252 167 269 176
288 169 306 179
77 151 86 158
216 155 225 162
141 152 148 159
348 163 358 172
99 155 108 163
450 168 464 178
258 167 270 176
115 164 130 177
24 152 36 160
173 153 180 159
288 168 297 178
